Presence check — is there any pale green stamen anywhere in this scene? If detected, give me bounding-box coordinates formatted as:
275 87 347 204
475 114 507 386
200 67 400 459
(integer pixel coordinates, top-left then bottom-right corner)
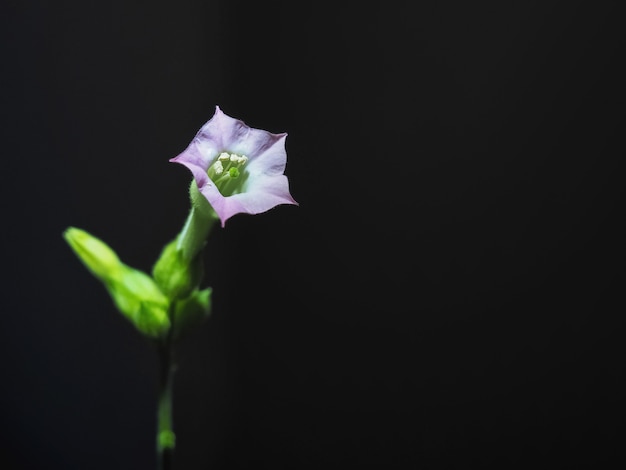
207 152 248 195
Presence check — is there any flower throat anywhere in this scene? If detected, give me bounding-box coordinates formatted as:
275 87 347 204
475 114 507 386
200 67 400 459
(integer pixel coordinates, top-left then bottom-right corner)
207 152 248 196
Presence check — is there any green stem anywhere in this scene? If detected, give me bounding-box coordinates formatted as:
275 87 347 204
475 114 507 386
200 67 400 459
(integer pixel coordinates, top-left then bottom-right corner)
157 334 176 470
155 181 216 470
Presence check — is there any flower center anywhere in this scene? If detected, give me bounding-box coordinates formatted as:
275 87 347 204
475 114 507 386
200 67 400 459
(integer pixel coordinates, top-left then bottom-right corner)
207 152 249 196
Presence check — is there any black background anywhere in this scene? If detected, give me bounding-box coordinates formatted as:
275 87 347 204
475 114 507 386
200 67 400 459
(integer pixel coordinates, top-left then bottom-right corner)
2 1 624 469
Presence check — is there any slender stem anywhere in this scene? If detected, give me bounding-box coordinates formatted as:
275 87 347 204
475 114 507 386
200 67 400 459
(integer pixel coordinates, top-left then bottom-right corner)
155 183 216 469
157 332 176 470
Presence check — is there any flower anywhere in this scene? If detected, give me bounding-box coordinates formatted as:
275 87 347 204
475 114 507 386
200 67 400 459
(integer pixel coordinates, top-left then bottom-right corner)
170 106 298 227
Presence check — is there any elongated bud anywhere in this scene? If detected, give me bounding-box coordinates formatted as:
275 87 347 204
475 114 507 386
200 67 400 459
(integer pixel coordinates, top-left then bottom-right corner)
63 227 123 279
108 266 171 338
152 237 203 301
63 227 171 338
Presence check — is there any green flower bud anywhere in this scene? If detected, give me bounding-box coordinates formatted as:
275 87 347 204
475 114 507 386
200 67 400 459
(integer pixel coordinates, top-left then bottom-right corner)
63 227 124 279
152 237 204 301
63 227 170 338
108 266 171 338
173 287 212 339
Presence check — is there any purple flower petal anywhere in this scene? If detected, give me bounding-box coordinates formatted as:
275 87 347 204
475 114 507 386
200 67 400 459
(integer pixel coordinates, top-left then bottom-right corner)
171 106 298 227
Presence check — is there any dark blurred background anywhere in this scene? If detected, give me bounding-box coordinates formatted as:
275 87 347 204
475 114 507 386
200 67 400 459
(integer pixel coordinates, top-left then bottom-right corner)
1 1 624 469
